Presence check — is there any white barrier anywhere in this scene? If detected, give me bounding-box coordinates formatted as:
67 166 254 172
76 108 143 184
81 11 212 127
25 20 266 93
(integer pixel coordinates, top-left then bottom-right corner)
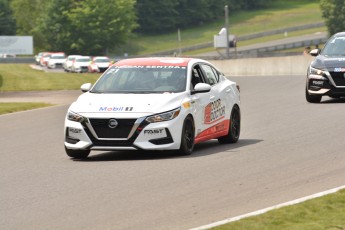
209 55 314 76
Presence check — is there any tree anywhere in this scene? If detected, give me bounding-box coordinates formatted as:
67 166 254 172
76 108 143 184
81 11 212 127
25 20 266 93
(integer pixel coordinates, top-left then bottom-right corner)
320 0 345 35
40 0 137 55
0 0 16 35
10 0 49 50
136 0 178 34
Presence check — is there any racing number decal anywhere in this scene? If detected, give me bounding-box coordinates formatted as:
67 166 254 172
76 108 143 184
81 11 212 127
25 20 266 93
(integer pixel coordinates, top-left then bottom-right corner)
204 99 225 124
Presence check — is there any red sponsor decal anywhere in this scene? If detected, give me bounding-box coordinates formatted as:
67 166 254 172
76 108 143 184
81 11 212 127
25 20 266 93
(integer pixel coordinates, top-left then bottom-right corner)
195 119 230 144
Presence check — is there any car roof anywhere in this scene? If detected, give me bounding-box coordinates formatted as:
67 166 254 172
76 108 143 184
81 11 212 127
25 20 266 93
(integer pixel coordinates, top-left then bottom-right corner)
114 57 194 67
333 32 345 37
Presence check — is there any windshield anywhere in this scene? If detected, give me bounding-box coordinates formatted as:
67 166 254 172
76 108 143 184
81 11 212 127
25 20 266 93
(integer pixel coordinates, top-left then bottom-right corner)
76 58 91 62
90 66 187 94
95 58 110 63
322 36 345 56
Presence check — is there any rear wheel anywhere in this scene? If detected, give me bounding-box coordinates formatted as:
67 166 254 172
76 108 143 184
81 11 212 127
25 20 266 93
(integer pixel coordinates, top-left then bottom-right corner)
218 105 240 144
305 87 322 103
65 147 90 159
178 116 195 155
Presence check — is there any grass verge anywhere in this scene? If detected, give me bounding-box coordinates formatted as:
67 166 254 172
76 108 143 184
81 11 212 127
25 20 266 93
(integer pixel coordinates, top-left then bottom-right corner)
0 65 100 91
0 102 53 115
131 0 322 55
210 189 345 230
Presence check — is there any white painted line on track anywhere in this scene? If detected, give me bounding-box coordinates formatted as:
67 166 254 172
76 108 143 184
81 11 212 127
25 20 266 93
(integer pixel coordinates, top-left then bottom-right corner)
190 185 345 230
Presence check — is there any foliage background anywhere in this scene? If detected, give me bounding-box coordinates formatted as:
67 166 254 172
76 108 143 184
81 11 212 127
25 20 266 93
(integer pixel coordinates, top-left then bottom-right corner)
2 0 277 55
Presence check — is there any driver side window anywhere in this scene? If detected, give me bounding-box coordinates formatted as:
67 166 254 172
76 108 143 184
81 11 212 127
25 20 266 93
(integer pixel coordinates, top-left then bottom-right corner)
191 65 205 89
200 64 219 86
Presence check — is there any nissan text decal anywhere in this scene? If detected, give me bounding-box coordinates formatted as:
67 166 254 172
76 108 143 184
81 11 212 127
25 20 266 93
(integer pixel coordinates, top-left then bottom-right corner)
99 106 133 112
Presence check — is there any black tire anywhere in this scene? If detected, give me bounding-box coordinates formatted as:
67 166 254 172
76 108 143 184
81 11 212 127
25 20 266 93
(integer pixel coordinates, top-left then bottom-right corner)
178 116 195 155
218 105 240 144
65 147 90 159
305 87 322 103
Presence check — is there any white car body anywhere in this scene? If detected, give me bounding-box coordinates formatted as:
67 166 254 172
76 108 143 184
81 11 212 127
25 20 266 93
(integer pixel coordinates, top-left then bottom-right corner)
88 56 111 73
47 53 66 69
63 55 82 72
35 52 46 65
64 57 241 159
71 56 91 73
40 53 52 66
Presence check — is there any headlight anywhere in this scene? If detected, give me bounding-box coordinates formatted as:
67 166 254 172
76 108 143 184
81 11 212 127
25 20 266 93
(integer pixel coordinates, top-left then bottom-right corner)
145 107 181 123
309 66 327 80
309 66 325 76
67 111 85 122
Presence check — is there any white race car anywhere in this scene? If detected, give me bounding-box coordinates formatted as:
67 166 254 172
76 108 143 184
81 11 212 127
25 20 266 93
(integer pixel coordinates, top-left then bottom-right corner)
64 57 241 159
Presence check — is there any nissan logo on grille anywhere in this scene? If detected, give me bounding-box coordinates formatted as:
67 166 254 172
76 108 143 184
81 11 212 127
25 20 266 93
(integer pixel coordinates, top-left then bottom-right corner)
108 119 118 128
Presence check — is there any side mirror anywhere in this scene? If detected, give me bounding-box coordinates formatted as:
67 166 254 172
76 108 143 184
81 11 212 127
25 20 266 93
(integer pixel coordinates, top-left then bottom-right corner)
81 83 92 92
192 83 211 94
309 49 320 57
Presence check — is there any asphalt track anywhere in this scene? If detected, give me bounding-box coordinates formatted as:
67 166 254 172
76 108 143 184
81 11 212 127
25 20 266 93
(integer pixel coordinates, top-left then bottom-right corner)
1 75 345 230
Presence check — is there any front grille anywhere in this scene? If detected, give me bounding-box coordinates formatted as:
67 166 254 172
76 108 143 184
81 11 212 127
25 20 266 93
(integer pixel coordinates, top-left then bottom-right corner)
81 66 88 72
91 139 134 146
88 118 136 138
99 67 108 72
329 72 345 86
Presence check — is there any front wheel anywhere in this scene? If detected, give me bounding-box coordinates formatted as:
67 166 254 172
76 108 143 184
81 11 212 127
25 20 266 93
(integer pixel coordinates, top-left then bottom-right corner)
305 87 322 103
218 105 240 144
65 147 90 159
178 116 195 155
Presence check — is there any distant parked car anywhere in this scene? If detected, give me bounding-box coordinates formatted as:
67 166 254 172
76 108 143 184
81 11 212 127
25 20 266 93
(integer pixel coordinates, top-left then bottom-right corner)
40 52 52 66
47 53 66 69
63 55 82 72
88 56 111 73
35 52 46 65
71 56 91 73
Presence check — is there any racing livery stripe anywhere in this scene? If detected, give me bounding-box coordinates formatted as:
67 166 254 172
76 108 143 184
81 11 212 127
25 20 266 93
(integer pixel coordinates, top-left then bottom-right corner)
195 119 230 144
114 57 192 67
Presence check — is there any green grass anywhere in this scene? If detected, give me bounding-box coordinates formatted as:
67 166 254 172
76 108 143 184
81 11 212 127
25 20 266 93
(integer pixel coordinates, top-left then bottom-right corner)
0 64 100 91
0 102 53 115
130 0 322 55
212 189 345 230
184 27 326 55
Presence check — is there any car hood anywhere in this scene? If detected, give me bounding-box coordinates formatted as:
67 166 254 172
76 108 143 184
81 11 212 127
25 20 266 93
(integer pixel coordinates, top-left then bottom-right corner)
69 92 187 117
312 54 345 70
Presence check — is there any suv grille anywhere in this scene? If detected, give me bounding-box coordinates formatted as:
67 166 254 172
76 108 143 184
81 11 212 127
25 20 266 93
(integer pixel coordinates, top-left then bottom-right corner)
329 72 345 86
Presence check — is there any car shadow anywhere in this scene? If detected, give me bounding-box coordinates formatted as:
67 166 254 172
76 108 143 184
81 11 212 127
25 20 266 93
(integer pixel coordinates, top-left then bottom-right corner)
73 139 262 162
321 97 345 103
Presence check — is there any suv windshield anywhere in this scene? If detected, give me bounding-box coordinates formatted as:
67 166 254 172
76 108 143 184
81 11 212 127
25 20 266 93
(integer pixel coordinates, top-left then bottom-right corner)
91 66 187 93
322 36 345 56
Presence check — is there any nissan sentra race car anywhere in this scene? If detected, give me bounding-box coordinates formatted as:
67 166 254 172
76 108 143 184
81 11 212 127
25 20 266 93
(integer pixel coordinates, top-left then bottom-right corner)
64 57 241 159
306 32 345 103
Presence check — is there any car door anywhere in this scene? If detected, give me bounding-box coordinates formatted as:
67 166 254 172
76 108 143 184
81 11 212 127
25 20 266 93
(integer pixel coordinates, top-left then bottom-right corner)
189 63 212 143
197 63 230 140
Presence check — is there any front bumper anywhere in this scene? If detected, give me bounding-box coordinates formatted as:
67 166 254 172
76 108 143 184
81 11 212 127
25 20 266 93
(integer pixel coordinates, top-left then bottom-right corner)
64 115 184 151
307 72 345 97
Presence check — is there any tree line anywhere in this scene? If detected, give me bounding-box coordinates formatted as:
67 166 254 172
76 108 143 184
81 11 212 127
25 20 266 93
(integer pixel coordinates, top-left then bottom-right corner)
0 0 277 55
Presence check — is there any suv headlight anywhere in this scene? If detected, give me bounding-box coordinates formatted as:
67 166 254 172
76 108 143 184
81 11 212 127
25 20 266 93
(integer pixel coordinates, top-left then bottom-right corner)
145 107 181 123
309 66 327 79
67 111 85 122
